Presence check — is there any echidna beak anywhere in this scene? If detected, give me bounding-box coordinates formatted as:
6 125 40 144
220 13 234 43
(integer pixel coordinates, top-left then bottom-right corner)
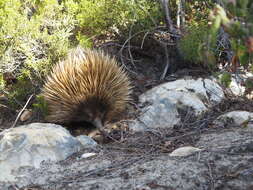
93 117 103 130
93 117 109 137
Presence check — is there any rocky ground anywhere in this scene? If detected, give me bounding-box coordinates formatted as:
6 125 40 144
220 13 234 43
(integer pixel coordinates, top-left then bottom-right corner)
1 72 253 190
2 108 253 190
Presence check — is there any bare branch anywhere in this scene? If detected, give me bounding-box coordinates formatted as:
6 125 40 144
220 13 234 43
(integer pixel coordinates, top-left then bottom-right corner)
160 44 170 80
11 94 34 128
159 0 176 33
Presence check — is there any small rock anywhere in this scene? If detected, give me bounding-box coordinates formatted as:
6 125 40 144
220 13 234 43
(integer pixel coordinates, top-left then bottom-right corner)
225 73 249 96
215 111 253 126
20 109 32 122
81 153 97 159
170 146 202 157
76 135 98 147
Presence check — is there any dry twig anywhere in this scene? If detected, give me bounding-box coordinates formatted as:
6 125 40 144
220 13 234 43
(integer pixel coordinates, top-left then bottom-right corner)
159 0 176 33
160 44 170 80
11 94 34 128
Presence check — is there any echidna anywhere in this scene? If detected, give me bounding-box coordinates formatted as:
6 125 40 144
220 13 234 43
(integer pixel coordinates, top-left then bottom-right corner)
42 47 132 132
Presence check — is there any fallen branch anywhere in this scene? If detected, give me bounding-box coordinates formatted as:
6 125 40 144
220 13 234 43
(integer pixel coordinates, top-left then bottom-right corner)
11 94 34 128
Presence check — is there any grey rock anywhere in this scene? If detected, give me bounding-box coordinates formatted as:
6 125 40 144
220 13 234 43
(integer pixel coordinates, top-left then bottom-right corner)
1 126 252 190
0 123 84 182
215 110 253 126
220 72 253 98
130 78 224 131
129 99 180 131
76 135 98 148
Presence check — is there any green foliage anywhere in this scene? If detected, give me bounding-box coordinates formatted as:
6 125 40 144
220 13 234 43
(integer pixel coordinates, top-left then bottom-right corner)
177 1 218 66
0 0 163 109
220 72 232 88
210 2 253 66
245 78 253 89
183 0 214 24
180 1 253 73
6 76 34 108
64 0 162 37
76 33 93 48
169 0 214 25
0 0 75 107
205 2 253 89
33 95 48 117
179 24 212 63
221 0 253 68
0 74 4 90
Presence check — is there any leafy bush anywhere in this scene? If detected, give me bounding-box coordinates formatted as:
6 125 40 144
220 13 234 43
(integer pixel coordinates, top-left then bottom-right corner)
33 95 48 117
176 0 253 95
64 0 162 38
0 0 162 109
177 1 218 66
208 1 253 89
220 72 231 88
169 0 214 25
179 23 214 64
0 0 75 107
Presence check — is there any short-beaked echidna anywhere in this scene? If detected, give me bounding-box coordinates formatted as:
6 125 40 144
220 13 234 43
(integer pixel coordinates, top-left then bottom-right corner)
42 47 132 131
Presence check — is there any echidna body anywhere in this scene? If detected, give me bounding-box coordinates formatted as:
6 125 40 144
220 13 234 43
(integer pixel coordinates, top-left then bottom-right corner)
42 47 131 130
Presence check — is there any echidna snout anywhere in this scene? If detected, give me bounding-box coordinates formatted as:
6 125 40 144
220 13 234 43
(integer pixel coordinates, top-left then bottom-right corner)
42 47 132 133
72 101 107 130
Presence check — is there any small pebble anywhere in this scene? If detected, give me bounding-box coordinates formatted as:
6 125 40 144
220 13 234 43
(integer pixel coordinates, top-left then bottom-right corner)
170 146 202 157
81 153 97 159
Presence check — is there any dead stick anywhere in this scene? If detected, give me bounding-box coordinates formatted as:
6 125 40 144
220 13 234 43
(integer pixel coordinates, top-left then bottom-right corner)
11 94 34 128
160 44 170 80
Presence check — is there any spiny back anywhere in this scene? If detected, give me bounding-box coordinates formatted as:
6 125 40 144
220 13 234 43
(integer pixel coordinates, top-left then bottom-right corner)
42 47 132 124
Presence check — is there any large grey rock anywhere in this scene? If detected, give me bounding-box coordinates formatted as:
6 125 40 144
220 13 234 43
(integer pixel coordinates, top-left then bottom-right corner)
2 125 252 190
0 123 90 182
130 78 224 131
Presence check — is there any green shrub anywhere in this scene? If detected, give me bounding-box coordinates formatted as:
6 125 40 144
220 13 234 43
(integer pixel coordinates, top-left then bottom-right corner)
179 23 211 63
0 0 75 107
64 0 162 37
220 72 232 88
0 74 4 90
175 1 218 65
0 0 162 109
206 2 253 91
33 95 48 117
